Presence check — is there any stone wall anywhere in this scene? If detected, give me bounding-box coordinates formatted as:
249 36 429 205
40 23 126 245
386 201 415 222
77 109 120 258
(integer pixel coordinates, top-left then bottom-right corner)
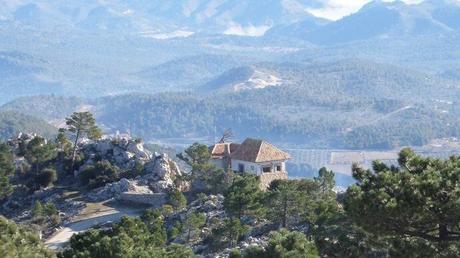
259 171 288 190
119 192 167 207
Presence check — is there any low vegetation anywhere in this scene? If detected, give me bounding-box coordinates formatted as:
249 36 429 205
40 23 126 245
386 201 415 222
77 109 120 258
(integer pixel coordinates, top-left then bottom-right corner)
0 119 459 257
0 216 55 258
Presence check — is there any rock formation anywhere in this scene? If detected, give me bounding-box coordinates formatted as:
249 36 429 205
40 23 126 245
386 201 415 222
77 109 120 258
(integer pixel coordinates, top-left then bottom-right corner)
87 153 189 202
78 136 153 174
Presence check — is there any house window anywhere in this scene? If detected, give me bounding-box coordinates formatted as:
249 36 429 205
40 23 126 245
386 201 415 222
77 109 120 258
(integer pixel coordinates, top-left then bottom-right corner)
276 165 282 172
238 164 245 173
262 166 271 173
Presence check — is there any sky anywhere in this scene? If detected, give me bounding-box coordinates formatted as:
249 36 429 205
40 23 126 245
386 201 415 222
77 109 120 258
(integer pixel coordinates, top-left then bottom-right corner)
308 0 424 20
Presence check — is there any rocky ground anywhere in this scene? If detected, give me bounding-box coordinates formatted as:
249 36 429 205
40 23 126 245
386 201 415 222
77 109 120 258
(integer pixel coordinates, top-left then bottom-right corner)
162 194 274 257
2 133 190 239
1 187 86 230
86 153 188 202
3 133 278 257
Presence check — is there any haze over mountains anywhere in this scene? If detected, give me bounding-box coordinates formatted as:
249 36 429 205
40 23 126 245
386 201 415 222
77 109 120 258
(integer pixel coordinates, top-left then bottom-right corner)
0 0 459 150
3 3 460 257
2 0 460 36
1 0 321 35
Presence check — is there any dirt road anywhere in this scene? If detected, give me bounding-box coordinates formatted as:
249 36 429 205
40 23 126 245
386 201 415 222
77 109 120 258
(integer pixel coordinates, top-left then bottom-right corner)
45 205 142 250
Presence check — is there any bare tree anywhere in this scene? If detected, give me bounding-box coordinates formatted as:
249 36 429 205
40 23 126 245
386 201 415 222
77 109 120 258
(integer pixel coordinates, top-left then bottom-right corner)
219 129 233 143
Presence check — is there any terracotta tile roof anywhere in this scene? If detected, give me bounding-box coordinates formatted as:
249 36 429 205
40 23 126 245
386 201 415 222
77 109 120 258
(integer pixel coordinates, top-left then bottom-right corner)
230 138 290 163
209 142 240 159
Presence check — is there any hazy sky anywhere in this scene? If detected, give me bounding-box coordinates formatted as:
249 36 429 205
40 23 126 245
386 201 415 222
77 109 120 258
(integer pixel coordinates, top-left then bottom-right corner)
309 0 424 20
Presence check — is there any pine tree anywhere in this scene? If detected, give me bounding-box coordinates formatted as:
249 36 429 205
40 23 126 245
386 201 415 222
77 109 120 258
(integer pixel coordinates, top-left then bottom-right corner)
167 189 187 211
183 212 206 243
241 229 319 258
224 174 263 220
345 148 460 256
0 216 54 258
266 181 301 228
36 168 57 188
64 112 102 173
32 201 44 218
314 167 335 194
24 137 57 175
224 219 248 247
177 143 211 166
0 143 14 199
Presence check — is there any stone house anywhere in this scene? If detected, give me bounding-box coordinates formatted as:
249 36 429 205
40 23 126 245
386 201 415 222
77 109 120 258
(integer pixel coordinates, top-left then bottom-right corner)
209 138 290 189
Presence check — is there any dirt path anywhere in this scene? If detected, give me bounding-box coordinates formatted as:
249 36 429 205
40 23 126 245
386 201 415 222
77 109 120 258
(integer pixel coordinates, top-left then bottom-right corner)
346 105 413 132
45 201 144 250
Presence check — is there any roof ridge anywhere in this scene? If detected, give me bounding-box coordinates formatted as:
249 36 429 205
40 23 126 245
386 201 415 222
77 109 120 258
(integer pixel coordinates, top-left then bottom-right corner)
255 140 264 163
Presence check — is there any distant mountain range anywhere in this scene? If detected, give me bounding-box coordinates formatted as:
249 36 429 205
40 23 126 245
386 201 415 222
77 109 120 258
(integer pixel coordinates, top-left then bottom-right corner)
1 0 459 150
266 0 460 44
0 0 322 36
2 0 460 40
308 0 460 44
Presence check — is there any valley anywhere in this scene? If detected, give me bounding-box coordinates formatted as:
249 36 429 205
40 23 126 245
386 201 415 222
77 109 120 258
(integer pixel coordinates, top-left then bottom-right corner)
1 1 460 257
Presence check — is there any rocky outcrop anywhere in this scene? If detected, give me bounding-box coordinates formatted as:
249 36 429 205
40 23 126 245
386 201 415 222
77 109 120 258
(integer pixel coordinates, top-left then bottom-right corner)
86 153 188 202
78 136 152 175
7 132 40 155
86 178 153 202
78 135 191 202
143 153 187 192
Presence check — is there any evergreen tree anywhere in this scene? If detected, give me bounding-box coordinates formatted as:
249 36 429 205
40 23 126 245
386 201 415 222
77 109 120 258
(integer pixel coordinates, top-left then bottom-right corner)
36 168 57 188
44 202 58 217
345 149 460 256
314 167 335 194
224 174 264 220
266 180 301 228
222 218 249 248
55 129 71 154
61 215 192 258
32 201 44 218
140 209 168 246
78 160 119 188
0 216 55 258
241 229 319 258
183 212 206 243
167 189 187 211
64 111 102 173
178 143 232 193
177 143 211 166
24 137 57 175
207 167 233 194
0 143 14 200
177 142 214 180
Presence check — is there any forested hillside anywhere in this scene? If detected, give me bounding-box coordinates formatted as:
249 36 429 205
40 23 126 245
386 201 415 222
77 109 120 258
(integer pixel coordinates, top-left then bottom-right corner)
0 51 63 104
1 1 460 257
1 96 85 121
137 54 254 91
0 111 56 141
2 61 458 150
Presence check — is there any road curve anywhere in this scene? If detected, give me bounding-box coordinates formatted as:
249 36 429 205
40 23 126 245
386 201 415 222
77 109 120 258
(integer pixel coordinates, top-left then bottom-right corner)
45 209 141 250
